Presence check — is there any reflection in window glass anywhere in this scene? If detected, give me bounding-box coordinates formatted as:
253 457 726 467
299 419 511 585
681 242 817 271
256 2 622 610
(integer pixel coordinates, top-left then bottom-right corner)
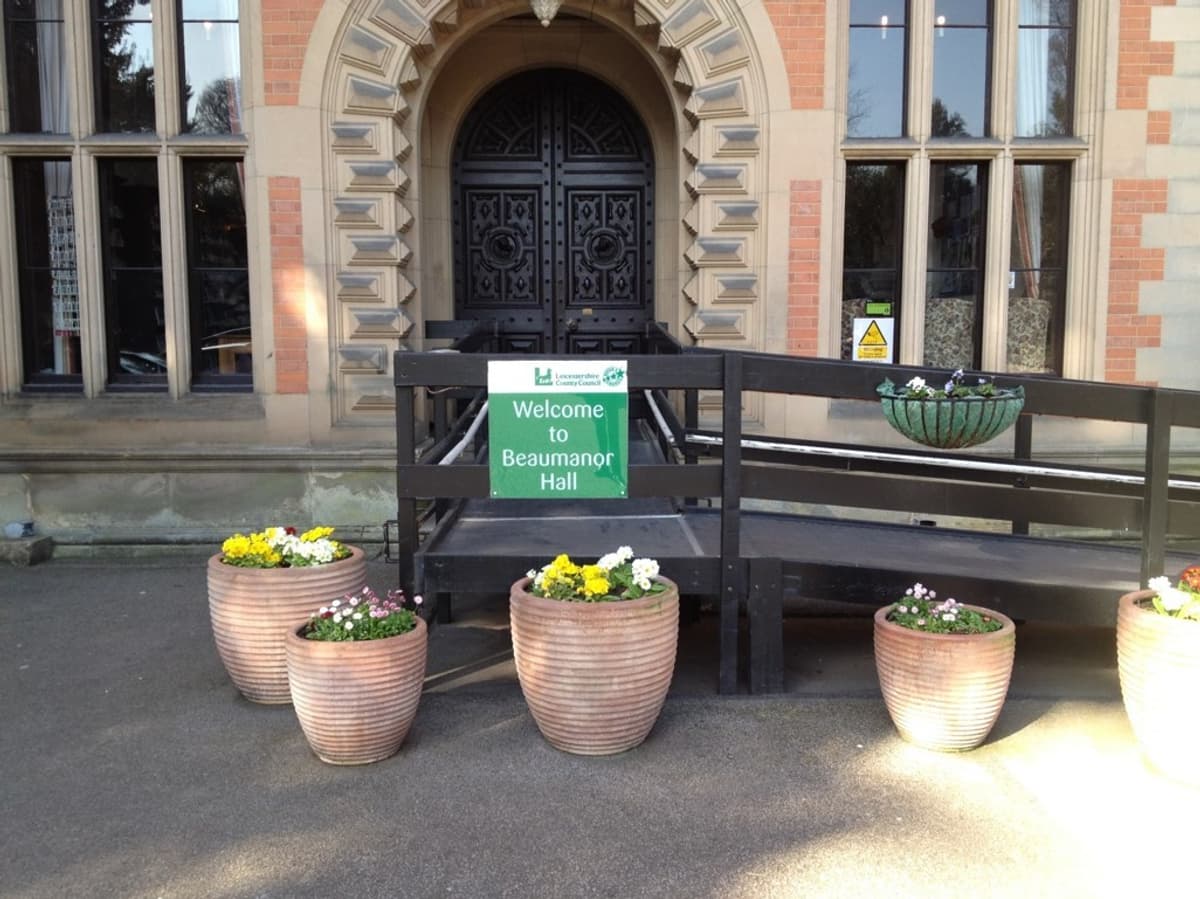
13 157 80 386
1009 163 1069 373
931 1 990 137
925 162 986 369
4 0 71 133
847 0 906 137
180 0 242 134
1016 0 1074 137
99 159 166 387
93 0 155 132
184 159 251 386
842 163 904 360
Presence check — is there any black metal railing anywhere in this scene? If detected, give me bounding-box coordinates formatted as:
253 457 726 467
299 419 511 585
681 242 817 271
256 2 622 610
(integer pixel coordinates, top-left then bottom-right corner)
396 340 1200 692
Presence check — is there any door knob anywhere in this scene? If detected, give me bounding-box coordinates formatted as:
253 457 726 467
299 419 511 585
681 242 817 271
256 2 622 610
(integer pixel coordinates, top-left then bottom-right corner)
565 318 579 332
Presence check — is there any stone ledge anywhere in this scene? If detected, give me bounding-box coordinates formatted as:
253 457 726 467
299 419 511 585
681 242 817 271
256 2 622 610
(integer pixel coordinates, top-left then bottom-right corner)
0 537 54 566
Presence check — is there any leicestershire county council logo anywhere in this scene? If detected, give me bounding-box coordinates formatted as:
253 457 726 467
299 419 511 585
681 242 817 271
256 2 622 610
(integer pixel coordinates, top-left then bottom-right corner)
534 367 553 386
602 366 625 387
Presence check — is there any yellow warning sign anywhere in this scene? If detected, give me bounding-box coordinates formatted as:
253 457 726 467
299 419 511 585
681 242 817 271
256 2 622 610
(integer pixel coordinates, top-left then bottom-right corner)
859 320 888 346
852 316 894 363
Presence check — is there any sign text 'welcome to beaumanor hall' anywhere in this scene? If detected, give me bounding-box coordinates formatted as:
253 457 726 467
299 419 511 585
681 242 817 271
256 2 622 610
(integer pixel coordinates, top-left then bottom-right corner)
487 360 628 499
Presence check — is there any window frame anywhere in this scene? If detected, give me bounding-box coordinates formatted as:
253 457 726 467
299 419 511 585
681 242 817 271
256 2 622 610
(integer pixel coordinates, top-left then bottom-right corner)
838 0 1097 378
0 0 253 399
11 154 83 389
182 155 251 391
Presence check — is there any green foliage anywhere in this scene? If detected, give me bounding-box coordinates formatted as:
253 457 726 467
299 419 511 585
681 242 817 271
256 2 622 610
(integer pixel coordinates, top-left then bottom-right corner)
526 546 666 603
1147 573 1200 621
300 587 421 642
887 583 1004 635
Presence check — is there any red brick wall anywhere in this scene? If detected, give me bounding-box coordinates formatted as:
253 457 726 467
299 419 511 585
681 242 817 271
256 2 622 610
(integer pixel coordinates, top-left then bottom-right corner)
1106 1 1175 383
763 1 826 110
1116 1 1175 111
269 177 308 395
262 0 324 106
1106 180 1166 384
787 181 822 356
1146 110 1171 145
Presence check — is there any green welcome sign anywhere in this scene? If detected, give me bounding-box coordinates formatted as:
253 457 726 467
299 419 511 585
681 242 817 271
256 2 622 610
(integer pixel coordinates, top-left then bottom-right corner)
487 359 628 498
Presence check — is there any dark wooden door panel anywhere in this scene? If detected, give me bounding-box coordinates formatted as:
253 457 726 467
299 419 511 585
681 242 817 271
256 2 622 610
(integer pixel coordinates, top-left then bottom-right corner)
453 69 654 353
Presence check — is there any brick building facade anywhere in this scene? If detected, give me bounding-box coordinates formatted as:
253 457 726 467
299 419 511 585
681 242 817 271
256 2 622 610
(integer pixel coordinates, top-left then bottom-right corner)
0 1 1196 543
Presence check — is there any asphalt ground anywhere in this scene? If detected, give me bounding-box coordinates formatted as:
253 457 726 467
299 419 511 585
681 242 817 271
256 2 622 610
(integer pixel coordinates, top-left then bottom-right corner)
2 553 1196 899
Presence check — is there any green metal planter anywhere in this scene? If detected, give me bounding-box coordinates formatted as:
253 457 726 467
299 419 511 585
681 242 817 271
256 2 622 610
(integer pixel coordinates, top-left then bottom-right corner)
877 380 1025 449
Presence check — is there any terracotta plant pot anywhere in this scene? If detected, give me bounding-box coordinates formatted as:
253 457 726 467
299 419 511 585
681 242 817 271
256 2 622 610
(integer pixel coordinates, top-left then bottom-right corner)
286 616 428 765
874 604 1016 751
509 577 679 756
206 546 367 704
1116 589 1200 785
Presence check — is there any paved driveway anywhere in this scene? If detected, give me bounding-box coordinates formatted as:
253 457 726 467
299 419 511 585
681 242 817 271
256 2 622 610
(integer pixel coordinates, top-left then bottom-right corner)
1 555 1194 898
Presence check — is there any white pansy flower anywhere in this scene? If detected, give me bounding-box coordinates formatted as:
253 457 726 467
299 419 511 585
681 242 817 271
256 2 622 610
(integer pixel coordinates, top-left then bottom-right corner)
597 552 621 571
1161 587 1188 612
1148 576 1189 612
632 558 659 582
345 621 354 631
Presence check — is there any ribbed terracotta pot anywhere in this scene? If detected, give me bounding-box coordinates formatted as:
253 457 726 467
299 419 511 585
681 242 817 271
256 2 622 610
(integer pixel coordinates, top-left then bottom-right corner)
874 604 1016 751
1117 589 1200 785
510 577 679 756
286 616 427 765
206 546 367 704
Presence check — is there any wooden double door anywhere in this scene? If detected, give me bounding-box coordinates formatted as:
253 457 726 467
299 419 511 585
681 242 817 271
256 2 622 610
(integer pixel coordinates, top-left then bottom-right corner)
452 69 655 354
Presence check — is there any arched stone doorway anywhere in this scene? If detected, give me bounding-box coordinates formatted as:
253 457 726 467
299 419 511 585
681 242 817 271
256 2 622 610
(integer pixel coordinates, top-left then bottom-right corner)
452 69 655 354
313 0 781 423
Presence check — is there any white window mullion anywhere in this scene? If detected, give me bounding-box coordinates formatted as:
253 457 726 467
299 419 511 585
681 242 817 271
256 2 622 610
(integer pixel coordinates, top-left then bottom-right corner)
908 0 934 140
74 149 106 396
992 0 1018 141
982 152 1013 371
0 11 8 134
159 151 189 396
155 0 182 137
69 0 93 137
900 150 929 365
0 160 21 392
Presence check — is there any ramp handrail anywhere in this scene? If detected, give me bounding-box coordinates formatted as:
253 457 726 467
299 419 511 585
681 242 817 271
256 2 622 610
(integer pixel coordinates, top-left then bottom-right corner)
396 340 1200 692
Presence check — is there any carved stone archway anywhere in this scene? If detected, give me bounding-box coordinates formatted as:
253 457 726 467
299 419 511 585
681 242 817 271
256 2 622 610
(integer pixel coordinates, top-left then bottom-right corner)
322 0 771 421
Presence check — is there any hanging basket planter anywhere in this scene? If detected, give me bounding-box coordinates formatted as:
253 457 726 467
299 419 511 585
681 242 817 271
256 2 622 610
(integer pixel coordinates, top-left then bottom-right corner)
877 377 1025 450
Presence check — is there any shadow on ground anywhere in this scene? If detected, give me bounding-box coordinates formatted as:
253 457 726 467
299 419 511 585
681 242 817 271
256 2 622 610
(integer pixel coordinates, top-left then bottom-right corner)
0 557 1191 899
